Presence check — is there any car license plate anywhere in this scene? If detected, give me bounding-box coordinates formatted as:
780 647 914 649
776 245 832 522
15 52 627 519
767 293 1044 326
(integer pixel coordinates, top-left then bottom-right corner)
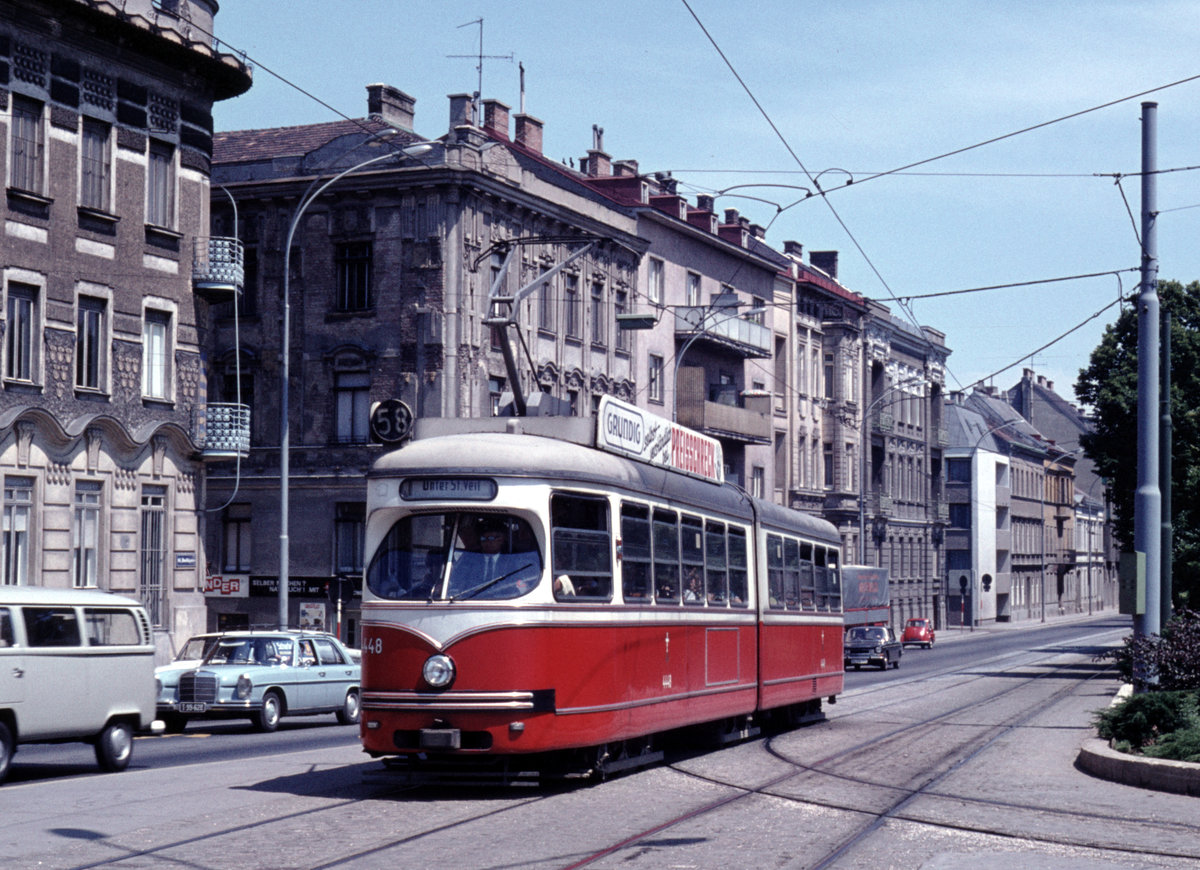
178 701 208 713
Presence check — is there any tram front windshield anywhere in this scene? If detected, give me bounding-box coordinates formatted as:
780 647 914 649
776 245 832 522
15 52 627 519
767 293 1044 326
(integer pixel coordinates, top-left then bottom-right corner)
366 512 543 601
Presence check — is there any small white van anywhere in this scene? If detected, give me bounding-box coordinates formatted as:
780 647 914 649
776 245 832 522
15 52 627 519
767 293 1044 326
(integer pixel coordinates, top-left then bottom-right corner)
0 586 156 784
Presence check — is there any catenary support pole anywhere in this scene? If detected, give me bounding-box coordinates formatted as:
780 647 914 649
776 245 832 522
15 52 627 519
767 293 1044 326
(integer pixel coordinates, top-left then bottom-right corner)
1134 101 1161 680
1160 311 1173 625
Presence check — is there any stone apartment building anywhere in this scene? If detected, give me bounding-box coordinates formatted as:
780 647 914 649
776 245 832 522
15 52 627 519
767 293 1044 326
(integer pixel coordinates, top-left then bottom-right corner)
858 302 950 629
0 0 250 656
204 87 645 634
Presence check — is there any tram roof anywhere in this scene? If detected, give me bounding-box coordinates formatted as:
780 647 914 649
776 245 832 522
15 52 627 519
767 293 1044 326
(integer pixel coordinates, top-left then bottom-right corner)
371 418 840 544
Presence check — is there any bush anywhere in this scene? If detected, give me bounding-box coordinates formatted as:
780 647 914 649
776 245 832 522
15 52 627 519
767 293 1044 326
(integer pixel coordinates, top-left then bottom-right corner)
1094 691 1198 750
1144 724 1200 763
1101 609 1200 690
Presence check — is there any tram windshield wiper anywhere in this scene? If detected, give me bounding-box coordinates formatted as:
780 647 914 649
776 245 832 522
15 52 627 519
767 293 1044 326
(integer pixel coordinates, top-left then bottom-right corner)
452 564 533 602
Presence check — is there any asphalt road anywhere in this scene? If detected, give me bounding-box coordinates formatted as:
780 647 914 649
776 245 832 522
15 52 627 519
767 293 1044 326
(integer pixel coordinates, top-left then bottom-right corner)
7 613 1197 870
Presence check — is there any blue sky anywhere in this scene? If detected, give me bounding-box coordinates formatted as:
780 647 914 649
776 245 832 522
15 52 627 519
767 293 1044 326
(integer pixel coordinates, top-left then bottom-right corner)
209 1 1200 405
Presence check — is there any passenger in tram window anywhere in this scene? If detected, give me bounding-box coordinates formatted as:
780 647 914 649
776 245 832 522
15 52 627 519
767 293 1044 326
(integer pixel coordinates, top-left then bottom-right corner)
553 575 576 598
655 564 679 603
683 567 703 604
706 570 727 605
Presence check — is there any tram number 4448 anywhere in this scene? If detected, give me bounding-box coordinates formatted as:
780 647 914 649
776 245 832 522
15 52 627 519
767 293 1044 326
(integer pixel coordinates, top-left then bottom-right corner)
370 399 413 444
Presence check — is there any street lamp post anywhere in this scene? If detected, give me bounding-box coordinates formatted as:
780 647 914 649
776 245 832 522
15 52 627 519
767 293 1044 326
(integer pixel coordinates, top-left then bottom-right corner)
277 139 432 629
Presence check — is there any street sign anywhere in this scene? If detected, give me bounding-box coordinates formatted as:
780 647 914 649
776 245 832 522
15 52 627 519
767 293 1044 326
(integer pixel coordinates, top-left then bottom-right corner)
370 398 413 444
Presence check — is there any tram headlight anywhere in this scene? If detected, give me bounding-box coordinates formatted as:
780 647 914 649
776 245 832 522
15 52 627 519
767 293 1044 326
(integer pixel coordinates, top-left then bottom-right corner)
422 654 456 688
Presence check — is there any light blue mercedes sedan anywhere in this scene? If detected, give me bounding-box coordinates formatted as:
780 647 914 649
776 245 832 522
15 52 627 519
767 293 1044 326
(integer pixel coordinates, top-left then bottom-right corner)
155 631 360 732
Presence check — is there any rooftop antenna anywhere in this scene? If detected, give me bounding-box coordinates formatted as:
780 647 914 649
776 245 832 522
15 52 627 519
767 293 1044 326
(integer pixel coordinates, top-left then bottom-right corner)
450 18 513 124
519 61 525 114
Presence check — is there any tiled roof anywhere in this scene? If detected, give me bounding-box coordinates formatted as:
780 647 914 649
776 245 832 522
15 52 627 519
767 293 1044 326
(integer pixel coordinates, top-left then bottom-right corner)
213 117 422 164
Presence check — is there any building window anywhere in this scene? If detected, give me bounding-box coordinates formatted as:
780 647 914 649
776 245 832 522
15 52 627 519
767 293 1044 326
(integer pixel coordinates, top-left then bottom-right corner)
5 282 38 383
334 503 365 575
686 271 701 307
2 477 33 586
647 257 664 304
648 353 664 404
76 295 107 391
947 457 971 482
614 290 629 351
590 279 605 345
146 140 175 228
10 95 44 194
750 466 765 499
80 118 111 212
335 242 373 311
335 371 370 443
824 353 835 400
222 504 251 573
489 376 505 416
823 442 834 489
73 482 102 588
949 503 972 529
142 309 171 399
140 487 166 626
538 273 555 331
564 272 580 338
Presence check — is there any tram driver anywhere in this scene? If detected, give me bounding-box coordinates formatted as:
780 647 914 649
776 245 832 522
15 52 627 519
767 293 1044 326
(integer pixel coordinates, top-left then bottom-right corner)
449 516 541 600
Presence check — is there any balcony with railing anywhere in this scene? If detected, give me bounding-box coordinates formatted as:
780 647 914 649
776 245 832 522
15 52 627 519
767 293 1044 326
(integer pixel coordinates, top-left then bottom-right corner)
676 369 771 444
674 306 772 358
194 403 251 460
192 236 244 300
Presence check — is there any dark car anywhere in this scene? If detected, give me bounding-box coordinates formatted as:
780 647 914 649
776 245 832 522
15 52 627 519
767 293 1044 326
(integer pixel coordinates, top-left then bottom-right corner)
844 625 902 670
901 617 936 648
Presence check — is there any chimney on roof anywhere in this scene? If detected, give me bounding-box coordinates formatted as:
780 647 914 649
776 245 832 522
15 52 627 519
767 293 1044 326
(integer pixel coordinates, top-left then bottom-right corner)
366 84 416 132
514 113 543 154
482 99 510 139
1047 380 1054 391
583 150 611 178
783 241 803 258
614 159 639 177
1037 375 1046 386
696 194 715 212
751 223 766 239
724 208 739 224
810 250 839 279
448 93 475 130
1023 367 1034 380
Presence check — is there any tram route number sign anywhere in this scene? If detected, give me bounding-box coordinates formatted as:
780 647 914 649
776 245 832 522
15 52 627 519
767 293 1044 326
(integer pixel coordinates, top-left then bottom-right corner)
370 398 413 444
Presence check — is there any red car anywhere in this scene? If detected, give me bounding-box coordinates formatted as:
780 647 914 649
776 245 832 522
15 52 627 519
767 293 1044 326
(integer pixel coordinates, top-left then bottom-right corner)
901 617 935 648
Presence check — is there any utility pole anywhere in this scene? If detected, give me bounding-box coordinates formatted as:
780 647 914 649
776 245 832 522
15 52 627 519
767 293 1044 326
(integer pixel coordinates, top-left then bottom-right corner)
1133 101 1161 680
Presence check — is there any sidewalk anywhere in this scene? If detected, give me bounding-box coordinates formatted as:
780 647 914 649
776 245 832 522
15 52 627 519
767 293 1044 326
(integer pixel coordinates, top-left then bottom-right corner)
923 608 1200 797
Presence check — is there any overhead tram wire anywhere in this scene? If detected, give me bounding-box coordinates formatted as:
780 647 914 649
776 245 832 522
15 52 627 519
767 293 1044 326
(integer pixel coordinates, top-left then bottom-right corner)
870 268 1139 303
680 0 942 371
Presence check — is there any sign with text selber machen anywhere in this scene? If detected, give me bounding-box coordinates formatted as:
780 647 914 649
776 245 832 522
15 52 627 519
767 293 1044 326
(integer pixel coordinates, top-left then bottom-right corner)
596 396 724 484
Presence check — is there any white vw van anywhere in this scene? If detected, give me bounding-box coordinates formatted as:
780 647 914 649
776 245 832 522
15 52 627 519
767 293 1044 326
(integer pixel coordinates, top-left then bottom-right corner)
0 586 156 784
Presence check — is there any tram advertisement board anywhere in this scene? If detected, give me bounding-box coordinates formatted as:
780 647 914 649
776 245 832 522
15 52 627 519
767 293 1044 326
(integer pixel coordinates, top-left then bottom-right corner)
596 396 724 484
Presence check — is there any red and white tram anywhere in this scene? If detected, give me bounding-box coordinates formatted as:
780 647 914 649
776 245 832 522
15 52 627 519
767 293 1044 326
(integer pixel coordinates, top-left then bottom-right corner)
359 400 843 777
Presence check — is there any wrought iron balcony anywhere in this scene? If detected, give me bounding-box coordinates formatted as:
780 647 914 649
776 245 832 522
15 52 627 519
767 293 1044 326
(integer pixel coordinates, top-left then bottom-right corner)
194 403 251 460
192 236 244 299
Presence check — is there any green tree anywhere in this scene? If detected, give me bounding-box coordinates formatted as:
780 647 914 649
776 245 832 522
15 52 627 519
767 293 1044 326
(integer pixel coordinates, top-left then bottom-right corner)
1076 279 1200 608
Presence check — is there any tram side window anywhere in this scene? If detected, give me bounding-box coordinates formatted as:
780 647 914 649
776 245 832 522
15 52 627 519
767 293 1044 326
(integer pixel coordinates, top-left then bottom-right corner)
814 546 840 611
785 538 802 611
799 541 816 611
620 504 652 602
705 521 728 605
766 535 786 610
825 547 841 611
727 528 748 607
551 493 612 600
652 509 680 603
681 515 705 604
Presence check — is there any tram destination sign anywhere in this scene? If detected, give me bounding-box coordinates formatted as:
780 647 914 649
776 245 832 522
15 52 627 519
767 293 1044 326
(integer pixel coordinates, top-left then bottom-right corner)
596 396 724 484
400 477 498 501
